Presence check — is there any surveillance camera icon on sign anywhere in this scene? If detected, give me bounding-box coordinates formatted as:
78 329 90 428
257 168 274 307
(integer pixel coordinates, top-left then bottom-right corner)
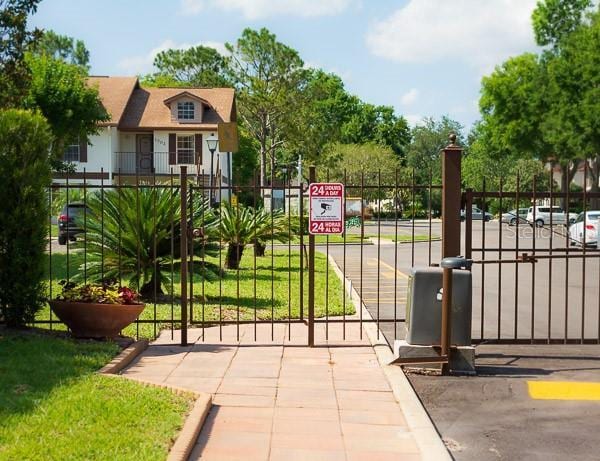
321 203 332 215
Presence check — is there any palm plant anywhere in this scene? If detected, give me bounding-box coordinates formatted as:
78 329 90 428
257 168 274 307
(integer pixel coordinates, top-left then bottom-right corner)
215 204 295 269
75 186 217 297
252 208 298 257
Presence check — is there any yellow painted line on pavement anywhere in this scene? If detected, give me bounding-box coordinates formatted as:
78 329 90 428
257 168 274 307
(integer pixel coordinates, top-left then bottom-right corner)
367 258 409 280
528 381 600 400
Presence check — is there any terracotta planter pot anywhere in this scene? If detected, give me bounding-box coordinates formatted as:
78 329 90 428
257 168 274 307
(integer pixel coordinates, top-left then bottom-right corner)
49 300 145 339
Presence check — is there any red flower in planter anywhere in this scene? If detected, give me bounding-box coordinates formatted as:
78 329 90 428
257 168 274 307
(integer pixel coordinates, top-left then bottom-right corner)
118 287 138 304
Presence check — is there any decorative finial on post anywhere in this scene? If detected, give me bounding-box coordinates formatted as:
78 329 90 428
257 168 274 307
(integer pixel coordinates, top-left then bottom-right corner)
448 132 457 146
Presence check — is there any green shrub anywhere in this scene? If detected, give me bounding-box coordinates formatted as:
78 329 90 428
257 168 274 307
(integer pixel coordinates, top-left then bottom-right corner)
76 187 218 298
0 109 52 327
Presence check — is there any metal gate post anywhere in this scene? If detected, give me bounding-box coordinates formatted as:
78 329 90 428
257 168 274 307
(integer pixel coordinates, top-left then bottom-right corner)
308 166 316 347
441 134 463 373
180 166 188 346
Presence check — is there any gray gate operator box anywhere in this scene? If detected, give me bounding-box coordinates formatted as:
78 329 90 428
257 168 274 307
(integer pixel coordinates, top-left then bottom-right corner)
405 267 472 346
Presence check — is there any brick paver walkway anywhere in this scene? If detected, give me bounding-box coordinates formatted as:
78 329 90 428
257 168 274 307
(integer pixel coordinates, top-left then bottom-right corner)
122 323 423 461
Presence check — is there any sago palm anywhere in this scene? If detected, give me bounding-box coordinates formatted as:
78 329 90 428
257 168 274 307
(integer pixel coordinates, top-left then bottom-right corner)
215 203 295 269
75 186 217 297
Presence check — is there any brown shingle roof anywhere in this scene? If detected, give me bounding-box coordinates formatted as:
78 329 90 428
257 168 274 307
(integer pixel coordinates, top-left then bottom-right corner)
119 87 235 131
87 76 138 126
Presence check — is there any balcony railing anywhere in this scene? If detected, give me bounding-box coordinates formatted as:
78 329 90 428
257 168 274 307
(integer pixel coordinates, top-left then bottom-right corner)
114 152 208 176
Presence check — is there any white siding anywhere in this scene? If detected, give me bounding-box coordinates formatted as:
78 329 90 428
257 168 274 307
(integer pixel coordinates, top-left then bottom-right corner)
57 128 232 189
78 128 111 174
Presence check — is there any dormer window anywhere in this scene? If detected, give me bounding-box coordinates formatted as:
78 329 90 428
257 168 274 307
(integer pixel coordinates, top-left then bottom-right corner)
177 101 195 120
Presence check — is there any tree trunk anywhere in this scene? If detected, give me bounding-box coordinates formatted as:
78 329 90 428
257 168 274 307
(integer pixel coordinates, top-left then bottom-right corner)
225 243 245 270
260 144 267 189
254 241 266 257
140 270 164 298
559 161 579 209
588 156 600 209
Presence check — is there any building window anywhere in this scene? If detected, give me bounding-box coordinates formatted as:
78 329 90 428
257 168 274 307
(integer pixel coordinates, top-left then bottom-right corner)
177 134 194 164
64 142 80 163
177 101 195 120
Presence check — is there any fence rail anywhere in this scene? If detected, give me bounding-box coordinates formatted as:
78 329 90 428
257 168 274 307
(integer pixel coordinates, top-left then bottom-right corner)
22 167 443 346
465 164 600 345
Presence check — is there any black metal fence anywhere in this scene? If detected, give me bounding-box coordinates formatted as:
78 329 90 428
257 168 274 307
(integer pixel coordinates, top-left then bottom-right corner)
10 157 599 350
31 166 443 346
465 166 600 344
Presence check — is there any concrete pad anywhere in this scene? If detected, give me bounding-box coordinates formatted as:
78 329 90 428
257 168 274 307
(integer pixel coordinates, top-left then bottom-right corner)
120 322 431 461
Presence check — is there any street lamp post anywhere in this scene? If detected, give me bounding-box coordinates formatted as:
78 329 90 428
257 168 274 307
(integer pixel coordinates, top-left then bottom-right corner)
206 134 218 204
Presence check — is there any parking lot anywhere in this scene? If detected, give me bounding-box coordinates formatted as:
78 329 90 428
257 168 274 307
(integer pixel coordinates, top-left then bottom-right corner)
330 219 600 460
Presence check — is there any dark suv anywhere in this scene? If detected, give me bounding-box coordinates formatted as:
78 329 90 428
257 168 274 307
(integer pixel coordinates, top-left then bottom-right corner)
57 203 90 245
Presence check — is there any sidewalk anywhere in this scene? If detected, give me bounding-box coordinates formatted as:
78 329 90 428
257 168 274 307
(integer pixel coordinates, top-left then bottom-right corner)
121 322 443 461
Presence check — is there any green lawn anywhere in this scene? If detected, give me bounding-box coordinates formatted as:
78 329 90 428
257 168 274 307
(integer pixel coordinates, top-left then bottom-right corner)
297 234 366 244
0 330 194 461
37 248 354 340
289 233 436 244
386 234 439 243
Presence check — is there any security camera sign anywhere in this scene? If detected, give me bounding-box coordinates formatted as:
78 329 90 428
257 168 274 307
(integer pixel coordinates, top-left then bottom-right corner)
309 183 344 234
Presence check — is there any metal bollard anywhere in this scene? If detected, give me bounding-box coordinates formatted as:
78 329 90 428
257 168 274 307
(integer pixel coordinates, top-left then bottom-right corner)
439 256 472 374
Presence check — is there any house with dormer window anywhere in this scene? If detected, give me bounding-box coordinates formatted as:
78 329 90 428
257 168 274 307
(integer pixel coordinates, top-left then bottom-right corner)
54 76 236 196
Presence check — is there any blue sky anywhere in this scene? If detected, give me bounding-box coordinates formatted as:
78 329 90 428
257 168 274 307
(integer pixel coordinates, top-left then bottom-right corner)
30 0 540 132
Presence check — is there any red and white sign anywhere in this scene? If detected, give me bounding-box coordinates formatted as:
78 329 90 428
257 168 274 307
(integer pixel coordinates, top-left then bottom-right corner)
309 183 344 234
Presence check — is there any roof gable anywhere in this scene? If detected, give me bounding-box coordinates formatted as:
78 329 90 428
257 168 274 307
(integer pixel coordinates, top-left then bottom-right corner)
87 76 139 126
119 86 235 130
163 91 215 110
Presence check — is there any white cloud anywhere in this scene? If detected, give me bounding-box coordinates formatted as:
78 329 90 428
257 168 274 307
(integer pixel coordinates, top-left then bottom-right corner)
366 0 537 73
400 88 419 106
404 114 424 127
180 0 355 19
180 0 204 15
118 40 227 75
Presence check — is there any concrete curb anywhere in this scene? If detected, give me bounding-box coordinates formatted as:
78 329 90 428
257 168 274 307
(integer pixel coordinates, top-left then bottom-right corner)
328 254 452 461
98 339 148 374
98 340 212 461
166 392 212 461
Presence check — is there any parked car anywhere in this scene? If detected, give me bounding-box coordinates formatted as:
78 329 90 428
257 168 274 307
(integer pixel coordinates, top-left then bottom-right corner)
526 206 577 227
460 206 493 222
568 211 600 247
57 203 90 245
501 208 529 226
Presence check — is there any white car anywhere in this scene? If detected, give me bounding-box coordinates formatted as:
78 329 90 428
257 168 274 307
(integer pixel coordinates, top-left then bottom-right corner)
526 206 577 227
569 211 600 247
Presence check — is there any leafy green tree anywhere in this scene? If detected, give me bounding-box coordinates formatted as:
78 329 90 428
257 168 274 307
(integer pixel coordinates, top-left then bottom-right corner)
23 53 109 156
341 103 410 157
0 109 52 327
33 30 90 68
477 0 600 203
226 28 308 188
406 116 465 185
543 9 600 205
0 0 41 107
479 53 550 159
232 129 260 204
139 72 187 88
77 187 217 297
283 69 357 166
532 0 592 49
151 45 230 87
320 142 407 202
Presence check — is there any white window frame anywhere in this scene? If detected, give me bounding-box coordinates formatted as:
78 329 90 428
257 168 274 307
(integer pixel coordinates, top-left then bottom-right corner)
176 134 195 164
64 140 80 163
177 101 195 121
